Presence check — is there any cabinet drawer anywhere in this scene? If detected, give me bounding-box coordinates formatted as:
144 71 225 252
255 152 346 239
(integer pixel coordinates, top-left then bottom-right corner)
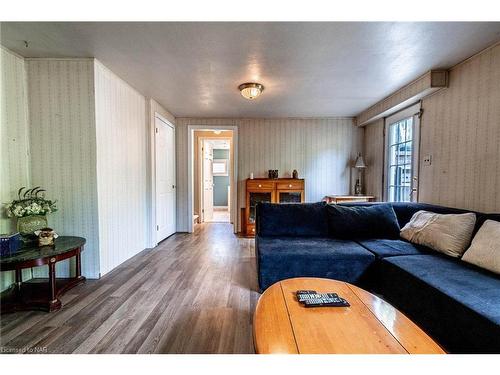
276 181 303 190
247 181 274 190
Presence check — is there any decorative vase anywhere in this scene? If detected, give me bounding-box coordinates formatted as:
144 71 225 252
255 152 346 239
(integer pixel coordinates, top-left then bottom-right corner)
17 215 48 235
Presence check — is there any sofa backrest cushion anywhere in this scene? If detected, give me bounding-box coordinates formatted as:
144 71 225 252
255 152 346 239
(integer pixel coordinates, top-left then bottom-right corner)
256 202 329 237
326 203 400 240
342 202 500 236
400 210 477 257
462 220 500 275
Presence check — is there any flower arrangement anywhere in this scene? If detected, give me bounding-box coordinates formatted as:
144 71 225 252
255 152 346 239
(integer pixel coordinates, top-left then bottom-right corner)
5 187 58 218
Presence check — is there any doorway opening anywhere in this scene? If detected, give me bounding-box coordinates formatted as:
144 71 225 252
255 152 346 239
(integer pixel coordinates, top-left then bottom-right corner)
193 129 235 226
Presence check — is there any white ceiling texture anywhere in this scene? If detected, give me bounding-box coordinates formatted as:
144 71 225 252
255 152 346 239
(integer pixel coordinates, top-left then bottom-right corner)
2 22 500 118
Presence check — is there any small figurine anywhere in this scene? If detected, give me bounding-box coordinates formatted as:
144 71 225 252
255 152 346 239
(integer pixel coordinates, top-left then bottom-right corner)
268 170 278 179
292 169 298 179
34 228 58 246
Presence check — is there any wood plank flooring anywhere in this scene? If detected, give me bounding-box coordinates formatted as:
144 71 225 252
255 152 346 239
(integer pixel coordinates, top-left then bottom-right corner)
0 223 260 353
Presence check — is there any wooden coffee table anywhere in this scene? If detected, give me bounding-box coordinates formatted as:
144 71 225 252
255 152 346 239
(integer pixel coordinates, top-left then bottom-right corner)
253 277 445 354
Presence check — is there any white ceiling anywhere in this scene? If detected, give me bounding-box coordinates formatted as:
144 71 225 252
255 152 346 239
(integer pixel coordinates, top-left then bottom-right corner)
2 22 500 118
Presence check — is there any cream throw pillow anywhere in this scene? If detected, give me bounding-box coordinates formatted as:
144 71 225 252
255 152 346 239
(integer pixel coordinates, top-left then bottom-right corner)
462 220 500 275
400 210 476 257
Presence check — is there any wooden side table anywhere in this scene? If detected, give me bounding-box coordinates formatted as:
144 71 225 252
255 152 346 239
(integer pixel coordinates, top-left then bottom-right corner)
323 195 376 204
0 236 86 313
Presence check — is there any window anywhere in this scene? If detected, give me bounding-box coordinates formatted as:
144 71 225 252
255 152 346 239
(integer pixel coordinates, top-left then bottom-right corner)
384 103 420 203
212 159 228 176
387 117 413 202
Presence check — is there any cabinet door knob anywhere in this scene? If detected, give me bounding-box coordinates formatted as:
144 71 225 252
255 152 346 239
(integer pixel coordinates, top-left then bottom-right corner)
258 184 262 188
289 184 292 188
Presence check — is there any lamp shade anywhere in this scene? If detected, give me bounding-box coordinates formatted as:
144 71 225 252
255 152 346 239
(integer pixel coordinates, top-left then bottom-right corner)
355 154 367 169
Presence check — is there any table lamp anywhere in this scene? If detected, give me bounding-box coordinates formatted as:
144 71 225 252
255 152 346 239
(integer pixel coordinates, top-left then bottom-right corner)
354 153 367 195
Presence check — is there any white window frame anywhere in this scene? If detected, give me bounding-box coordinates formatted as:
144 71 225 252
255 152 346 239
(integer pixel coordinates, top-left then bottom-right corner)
212 158 228 176
383 102 421 203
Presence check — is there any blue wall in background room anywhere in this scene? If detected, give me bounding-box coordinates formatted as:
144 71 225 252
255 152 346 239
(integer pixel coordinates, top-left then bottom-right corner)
213 149 229 206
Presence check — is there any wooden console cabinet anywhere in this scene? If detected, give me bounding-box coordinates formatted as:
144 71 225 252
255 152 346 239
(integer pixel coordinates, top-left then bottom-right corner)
245 178 305 236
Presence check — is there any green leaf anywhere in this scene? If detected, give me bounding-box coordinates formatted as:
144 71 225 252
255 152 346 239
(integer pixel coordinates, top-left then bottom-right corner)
23 188 33 198
18 187 25 199
31 186 41 197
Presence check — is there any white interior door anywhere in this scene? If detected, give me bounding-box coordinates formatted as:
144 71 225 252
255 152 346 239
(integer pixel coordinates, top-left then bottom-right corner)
155 116 176 242
202 141 214 222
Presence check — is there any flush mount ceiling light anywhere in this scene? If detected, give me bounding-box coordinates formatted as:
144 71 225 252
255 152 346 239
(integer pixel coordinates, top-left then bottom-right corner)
238 82 264 100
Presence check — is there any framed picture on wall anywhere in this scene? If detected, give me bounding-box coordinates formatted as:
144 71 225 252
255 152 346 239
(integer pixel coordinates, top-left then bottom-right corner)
213 159 228 176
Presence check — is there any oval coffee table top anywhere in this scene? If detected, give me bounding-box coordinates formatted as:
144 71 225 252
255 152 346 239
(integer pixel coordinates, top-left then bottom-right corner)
253 277 445 354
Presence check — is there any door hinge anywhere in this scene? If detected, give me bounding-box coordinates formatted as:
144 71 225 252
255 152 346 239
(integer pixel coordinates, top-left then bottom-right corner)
202 209 204 213
155 128 159 134
156 225 159 231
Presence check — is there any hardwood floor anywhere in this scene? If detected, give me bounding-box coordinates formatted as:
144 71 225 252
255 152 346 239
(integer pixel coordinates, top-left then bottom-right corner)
0 223 260 354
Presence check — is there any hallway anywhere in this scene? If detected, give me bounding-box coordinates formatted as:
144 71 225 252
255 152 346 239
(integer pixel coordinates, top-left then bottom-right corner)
0 224 259 353
207 208 231 223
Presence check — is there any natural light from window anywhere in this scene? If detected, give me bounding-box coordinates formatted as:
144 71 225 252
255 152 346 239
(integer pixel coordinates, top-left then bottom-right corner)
387 117 413 202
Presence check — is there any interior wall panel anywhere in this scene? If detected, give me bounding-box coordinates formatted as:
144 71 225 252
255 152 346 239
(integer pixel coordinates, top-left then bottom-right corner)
26 58 100 279
0 47 32 290
363 42 500 213
176 118 363 232
363 119 384 200
94 61 148 275
419 43 500 212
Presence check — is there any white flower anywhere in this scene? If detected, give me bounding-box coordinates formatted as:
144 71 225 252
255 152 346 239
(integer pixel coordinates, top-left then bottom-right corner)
30 202 42 214
13 205 24 217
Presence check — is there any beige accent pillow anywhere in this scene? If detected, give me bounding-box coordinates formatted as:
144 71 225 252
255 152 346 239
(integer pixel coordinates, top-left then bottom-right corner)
462 220 500 275
400 210 476 257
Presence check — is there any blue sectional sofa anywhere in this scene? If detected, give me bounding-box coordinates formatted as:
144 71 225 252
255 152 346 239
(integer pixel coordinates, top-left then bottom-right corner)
255 201 500 353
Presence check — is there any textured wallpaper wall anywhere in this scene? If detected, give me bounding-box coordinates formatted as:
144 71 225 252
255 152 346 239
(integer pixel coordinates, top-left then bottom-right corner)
0 48 32 290
1 48 31 233
363 42 500 212
26 58 100 279
418 43 500 212
175 118 363 232
363 119 384 200
2 54 175 286
94 61 148 275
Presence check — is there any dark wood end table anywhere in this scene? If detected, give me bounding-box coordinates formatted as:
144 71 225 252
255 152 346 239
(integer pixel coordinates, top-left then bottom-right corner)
0 236 86 313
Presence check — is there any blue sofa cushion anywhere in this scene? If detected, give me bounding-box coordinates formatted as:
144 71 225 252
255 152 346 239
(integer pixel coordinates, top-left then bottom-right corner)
256 202 328 237
327 203 400 240
342 202 498 236
256 236 375 291
357 239 430 258
378 254 500 353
